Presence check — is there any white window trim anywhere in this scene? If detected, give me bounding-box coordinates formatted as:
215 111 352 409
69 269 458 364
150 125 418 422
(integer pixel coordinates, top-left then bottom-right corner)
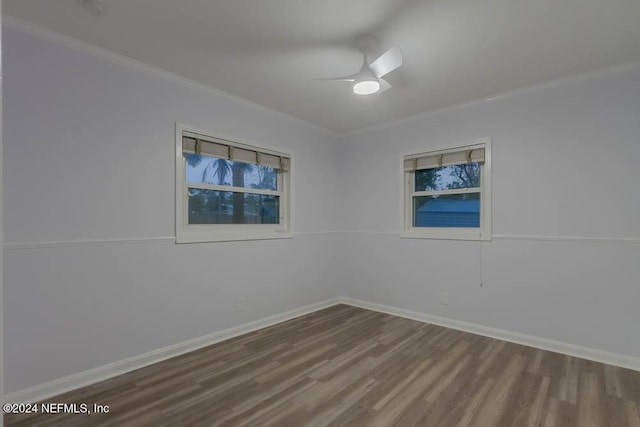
175 123 294 243
399 138 492 241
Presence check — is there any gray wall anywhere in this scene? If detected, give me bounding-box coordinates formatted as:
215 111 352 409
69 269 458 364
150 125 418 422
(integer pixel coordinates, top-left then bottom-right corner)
4 21 640 396
3 25 341 393
338 62 640 358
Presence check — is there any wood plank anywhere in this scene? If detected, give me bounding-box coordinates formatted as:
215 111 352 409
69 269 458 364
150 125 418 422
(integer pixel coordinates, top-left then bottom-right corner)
626 400 640 426
577 371 605 427
5 304 640 427
558 354 580 404
469 354 527 426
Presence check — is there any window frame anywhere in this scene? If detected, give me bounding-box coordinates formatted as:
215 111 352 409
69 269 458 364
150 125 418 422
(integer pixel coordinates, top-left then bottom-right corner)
400 138 492 241
175 123 293 243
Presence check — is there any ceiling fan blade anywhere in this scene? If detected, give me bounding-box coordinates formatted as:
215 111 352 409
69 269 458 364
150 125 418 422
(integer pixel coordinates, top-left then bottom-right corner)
369 46 402 78
315 77 356 82
379 78 392 93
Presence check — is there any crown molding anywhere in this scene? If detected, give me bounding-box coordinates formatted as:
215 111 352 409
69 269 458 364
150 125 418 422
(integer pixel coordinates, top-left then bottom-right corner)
343 59 640 137
2 15 336 137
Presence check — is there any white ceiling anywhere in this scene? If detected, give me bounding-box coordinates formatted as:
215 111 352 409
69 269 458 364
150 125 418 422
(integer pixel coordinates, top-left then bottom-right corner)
5 0 640 133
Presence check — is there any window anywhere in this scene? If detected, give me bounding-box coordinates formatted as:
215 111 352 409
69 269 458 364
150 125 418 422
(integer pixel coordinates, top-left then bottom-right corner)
401 139 491 240
176 124 292 243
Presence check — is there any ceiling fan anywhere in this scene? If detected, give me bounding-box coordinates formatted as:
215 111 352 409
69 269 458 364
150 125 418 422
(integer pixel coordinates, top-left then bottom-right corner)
322 35 403 96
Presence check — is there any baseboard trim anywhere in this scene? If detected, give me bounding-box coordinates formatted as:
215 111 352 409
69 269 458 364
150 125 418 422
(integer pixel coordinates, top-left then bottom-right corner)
339 297 640 372
4 298 341 404
6 296 639 404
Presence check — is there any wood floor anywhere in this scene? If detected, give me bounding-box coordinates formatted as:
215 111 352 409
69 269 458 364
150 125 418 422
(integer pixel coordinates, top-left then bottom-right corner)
6 304 640 426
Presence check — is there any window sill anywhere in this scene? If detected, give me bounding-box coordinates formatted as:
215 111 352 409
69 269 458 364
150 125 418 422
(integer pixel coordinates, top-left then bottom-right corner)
176 229 293 244
400 229 492 241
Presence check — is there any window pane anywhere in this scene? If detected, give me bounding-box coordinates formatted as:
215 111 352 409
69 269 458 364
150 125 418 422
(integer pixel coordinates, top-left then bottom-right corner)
188 189 280 224
415 163 481 191
413 193 480 227
184 153 277 190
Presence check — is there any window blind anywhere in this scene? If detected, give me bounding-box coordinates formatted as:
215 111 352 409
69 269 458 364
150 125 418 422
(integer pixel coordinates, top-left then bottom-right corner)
182 136 290 171
404 145 485 172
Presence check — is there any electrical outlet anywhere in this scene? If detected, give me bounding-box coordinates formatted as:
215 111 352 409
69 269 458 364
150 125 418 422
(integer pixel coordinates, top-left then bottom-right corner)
440 292 449 305
236 297 246 312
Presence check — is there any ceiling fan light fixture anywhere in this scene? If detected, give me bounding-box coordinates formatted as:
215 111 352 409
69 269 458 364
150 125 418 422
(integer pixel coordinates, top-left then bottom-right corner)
320 37 401 95
353 79 380 95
